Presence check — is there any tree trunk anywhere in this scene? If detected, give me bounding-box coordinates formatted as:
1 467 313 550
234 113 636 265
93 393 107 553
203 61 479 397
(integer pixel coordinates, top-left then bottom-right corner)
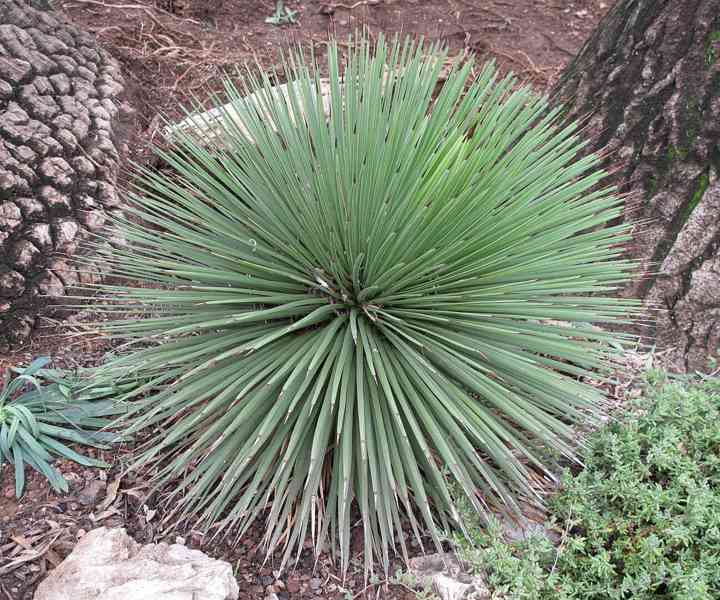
0 0 128 349
554 0 720 371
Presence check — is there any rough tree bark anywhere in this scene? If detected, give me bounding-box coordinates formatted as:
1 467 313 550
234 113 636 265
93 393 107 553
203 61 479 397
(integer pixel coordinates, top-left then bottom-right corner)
0 0 129 349
554 0 720 371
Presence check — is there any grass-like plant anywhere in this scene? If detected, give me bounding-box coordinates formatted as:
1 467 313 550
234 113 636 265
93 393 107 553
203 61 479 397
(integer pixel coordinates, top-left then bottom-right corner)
0 358 118 497
88 37 637 573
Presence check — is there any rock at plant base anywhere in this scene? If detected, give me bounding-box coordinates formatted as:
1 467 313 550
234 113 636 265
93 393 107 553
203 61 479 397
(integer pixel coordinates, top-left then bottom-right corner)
165 79 333 146
408 553 489 600
34 527 239 600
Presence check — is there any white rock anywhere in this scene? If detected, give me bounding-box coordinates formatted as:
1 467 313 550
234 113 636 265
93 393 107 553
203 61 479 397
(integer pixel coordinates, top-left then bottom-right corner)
34 527 239 600
433 573 476 600
165 79 333 145
408 553 489 600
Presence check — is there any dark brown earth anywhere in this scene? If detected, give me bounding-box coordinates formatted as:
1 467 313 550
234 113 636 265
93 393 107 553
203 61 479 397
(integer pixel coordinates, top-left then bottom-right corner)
0 1 612 598
55 0 611 162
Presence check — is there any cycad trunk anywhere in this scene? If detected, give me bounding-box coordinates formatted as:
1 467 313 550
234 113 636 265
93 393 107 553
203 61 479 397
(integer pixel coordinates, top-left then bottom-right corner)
0 0 127 349
554 0 720 371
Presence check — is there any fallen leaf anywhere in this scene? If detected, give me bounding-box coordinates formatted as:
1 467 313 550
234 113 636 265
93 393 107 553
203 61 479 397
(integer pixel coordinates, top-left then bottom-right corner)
10 535 33 551
143 504 157 522
122 487 146 501
44 548 62 567
91 507 120 522
97 475 122 512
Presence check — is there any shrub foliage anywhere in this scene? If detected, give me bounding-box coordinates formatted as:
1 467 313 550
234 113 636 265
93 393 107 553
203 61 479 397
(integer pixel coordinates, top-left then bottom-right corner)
457 373 720 599
90 37 636 571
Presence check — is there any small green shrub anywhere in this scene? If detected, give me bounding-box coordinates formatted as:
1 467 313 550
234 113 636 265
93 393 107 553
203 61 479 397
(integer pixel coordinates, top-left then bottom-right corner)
0 358 119 497
265 0 296 24
455 373 720 599
88 36 636 573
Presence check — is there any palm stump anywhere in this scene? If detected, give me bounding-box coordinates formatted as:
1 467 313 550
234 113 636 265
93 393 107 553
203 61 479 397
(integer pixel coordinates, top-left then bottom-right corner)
0 0 127 348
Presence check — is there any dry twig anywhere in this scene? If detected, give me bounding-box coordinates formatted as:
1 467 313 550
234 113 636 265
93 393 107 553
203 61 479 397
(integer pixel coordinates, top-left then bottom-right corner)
320 0 381 14
0 532 62 576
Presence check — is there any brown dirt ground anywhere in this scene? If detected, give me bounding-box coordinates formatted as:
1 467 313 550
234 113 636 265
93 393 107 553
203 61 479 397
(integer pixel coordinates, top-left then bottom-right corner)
0 0 612 598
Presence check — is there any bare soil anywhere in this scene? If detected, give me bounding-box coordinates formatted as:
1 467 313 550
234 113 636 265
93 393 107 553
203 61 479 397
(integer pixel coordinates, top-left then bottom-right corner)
0 0 611 598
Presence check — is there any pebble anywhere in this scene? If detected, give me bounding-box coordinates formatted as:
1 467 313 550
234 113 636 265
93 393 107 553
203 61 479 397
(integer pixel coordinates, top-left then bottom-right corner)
309 577 322 590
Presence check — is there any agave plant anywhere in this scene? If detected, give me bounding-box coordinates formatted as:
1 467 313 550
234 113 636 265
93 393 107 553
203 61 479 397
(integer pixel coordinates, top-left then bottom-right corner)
0 358 119 497
88 37 637 573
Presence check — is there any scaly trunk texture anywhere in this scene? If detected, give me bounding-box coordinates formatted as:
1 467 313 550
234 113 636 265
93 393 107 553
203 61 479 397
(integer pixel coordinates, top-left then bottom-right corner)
554 0 720 371
0 0 128 349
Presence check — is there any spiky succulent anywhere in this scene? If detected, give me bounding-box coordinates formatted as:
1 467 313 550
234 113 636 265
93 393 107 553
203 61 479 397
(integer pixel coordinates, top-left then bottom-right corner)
88 37 637 573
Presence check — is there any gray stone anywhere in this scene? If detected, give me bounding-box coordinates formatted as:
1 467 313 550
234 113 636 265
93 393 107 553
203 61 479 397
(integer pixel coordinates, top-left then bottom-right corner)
165 79 333 145
26 93 61 121
33 527 239 600
28 132 62 157
309 578 321 590
408 553 489 600
494 507 560 544
98 82 123 99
